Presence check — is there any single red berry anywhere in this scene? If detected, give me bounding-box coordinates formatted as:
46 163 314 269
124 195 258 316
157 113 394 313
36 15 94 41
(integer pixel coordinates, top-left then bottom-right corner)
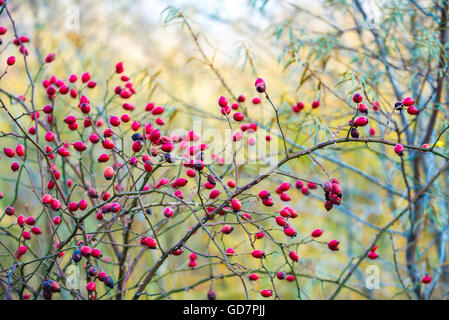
284 227 297 238
5 206 15 216
289 251 299 262
394 144 404 156
328 240 340 251
421 274 432 284
31 226 42 235
86 281 96 293
4 147 15 158
91 248 102 258
81 72 91 83
311 100 320 109
53 216 61 225
353 116 368 127
7 56 16 66
73 141 87 152
277 271 286 280
251 249 264 259
104 167 114 180
231 198 242 211
260 289 272 298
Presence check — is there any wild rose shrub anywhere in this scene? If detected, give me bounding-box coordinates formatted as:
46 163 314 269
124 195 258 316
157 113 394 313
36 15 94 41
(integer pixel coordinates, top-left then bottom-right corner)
0 2 448 300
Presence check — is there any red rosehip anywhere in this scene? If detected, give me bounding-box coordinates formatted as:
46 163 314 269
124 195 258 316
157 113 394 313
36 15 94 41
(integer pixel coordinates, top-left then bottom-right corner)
249 273 259 281
86 281 96 293
91 248 102 258
163 207 174 218
15 144 25 157
81 72 91 83
231 198 242 211
402 97 414 106
255 78 266 93
286 275 295 282
221 225 234 234
73 141 87 152
50 199 62 211
353 116 368 127
31 226 42 235
358 103 368 114
277 271 286 280
53 216 61 225
275 216 287 227
284 227 297 238
45 53 56 63
109 116 121 127
4 147 15 158
227 180 236 188
89 134 99 144
407 105 419 115
115 61 124 73
295 180 304 189
311 100 320 109
328 240 340 251
251 249 264 259
218 96 228 108
5 206 15 216
394 144 404 156
252 97 261 104
233 112 244 121
80 246 91 257
367 251 379 260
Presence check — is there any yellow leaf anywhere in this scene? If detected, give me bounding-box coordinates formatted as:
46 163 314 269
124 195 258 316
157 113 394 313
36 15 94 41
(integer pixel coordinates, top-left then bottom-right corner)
436 140 445 147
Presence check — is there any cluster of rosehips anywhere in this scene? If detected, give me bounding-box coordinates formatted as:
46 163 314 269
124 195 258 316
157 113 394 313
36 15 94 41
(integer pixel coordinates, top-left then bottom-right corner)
322 178 342 212
41 279 60 300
